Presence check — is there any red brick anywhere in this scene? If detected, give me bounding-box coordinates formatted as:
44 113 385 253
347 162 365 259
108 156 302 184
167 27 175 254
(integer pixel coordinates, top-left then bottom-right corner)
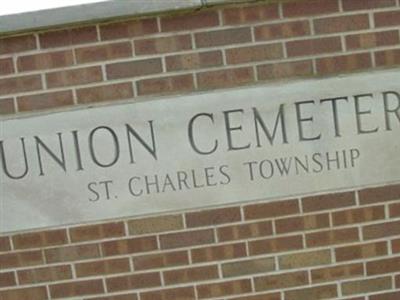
244 199 299 220
75 258 130 277
0 272 16 288
18 90 74 112
197 279 252 299
226 43 283 65
0 236 11 252
106 58 162 80
191 242 247 263
101 236 158 256
17 50 74 72
370 291 400 300
257 60 314 81
0 98 15 115
77 82 134 104
363 220 400 240
137 74 194 96
285 284 337 300
160 229 214 250
341 276 392 295
86 294 138 300
135 35 192 55
275 213 329 234
197 67 254 90
255 20 310 41
287 37 342 57
69 222 125 242
166 51 223 71
186 207 241 228
133 250 189 271
366 256 400 275
302 191 355 212
249 235 304 255
106 272 161 292
311 263 363 283
316 53 372 75
12 229 67 250
50 279 104 298
195 27 252 48
0 75 42 96
359 184 400 204
314 14 370 34
254 271 308 291
346 30 400 50
0 250 44 269
163 265 219 285
390 202 400 217
46 66 103 88
100 18 158 41
335 241 388 262
0 58 14 75
230 293 281 300
140 287 195 300
283 0 339 17
0 286 48 300
161 10 219 32
45 244 100 263
343 0 396 11
397 274 400 287
40 26 97 48
217 220 273 242
333 205 385 226
76 42 132 63
18 265 72 284
306 228 359 247
393 239 400 253
222 4 279 25
0 34 36 55
374 10 400 27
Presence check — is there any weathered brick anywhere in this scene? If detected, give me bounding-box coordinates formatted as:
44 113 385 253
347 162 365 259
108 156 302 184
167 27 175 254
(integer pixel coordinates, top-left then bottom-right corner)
249 235 303 255
197 279 252 299
0 286 48 300
283 0 339 17
244 199 299 220
40 26 97 48
222 257 275 278
197 67 254 90
217 220 273 242
255 20 310 41
287 37 342 57
17 50 74 72
18 90 74 112
45 244 100 263
226 43 283 65
0 58 14 75
101 236 158 256
359 184 400 204
0 75 42 96
75 42 132 63
311 263 364 283
390 202 400 217
76 258 130 277
165 51 223 71
106 272 161 292
333 205 385 225
285 284 337 300
279 250 331 269
69 222 125 242
370 291 400 300
186 207 241 228
335 241 388 262
254 271 308 291
140 287 195 300
0 272 16 288
46 66 103 88
306 228 359 247
161 10 219 32
363 220 400 240
222 3 279 25
366 257 400 275
106 58 162 80
346 30 399 50
50 279 104 298
374 10 400 27
164 265 219 285
342 276 392 295
135 35 192 55
314 14 370 34
0 250 44 269
191 242 247 263
195 28 252 48
133 250 189 271
302 191 355 212
100 18 158 41
316 53 372 75
0 98 15 115
257 60 313 81
160 229 214 250
17 265 72 284
137 74 194 96
77 82 134 104
342 0 396 11
275 213 329 234
128 214 183 235
393 239 400 253
0 34 36 55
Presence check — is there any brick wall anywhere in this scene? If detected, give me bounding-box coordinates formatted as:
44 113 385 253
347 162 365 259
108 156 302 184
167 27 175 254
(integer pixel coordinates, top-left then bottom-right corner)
0 0 399 299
